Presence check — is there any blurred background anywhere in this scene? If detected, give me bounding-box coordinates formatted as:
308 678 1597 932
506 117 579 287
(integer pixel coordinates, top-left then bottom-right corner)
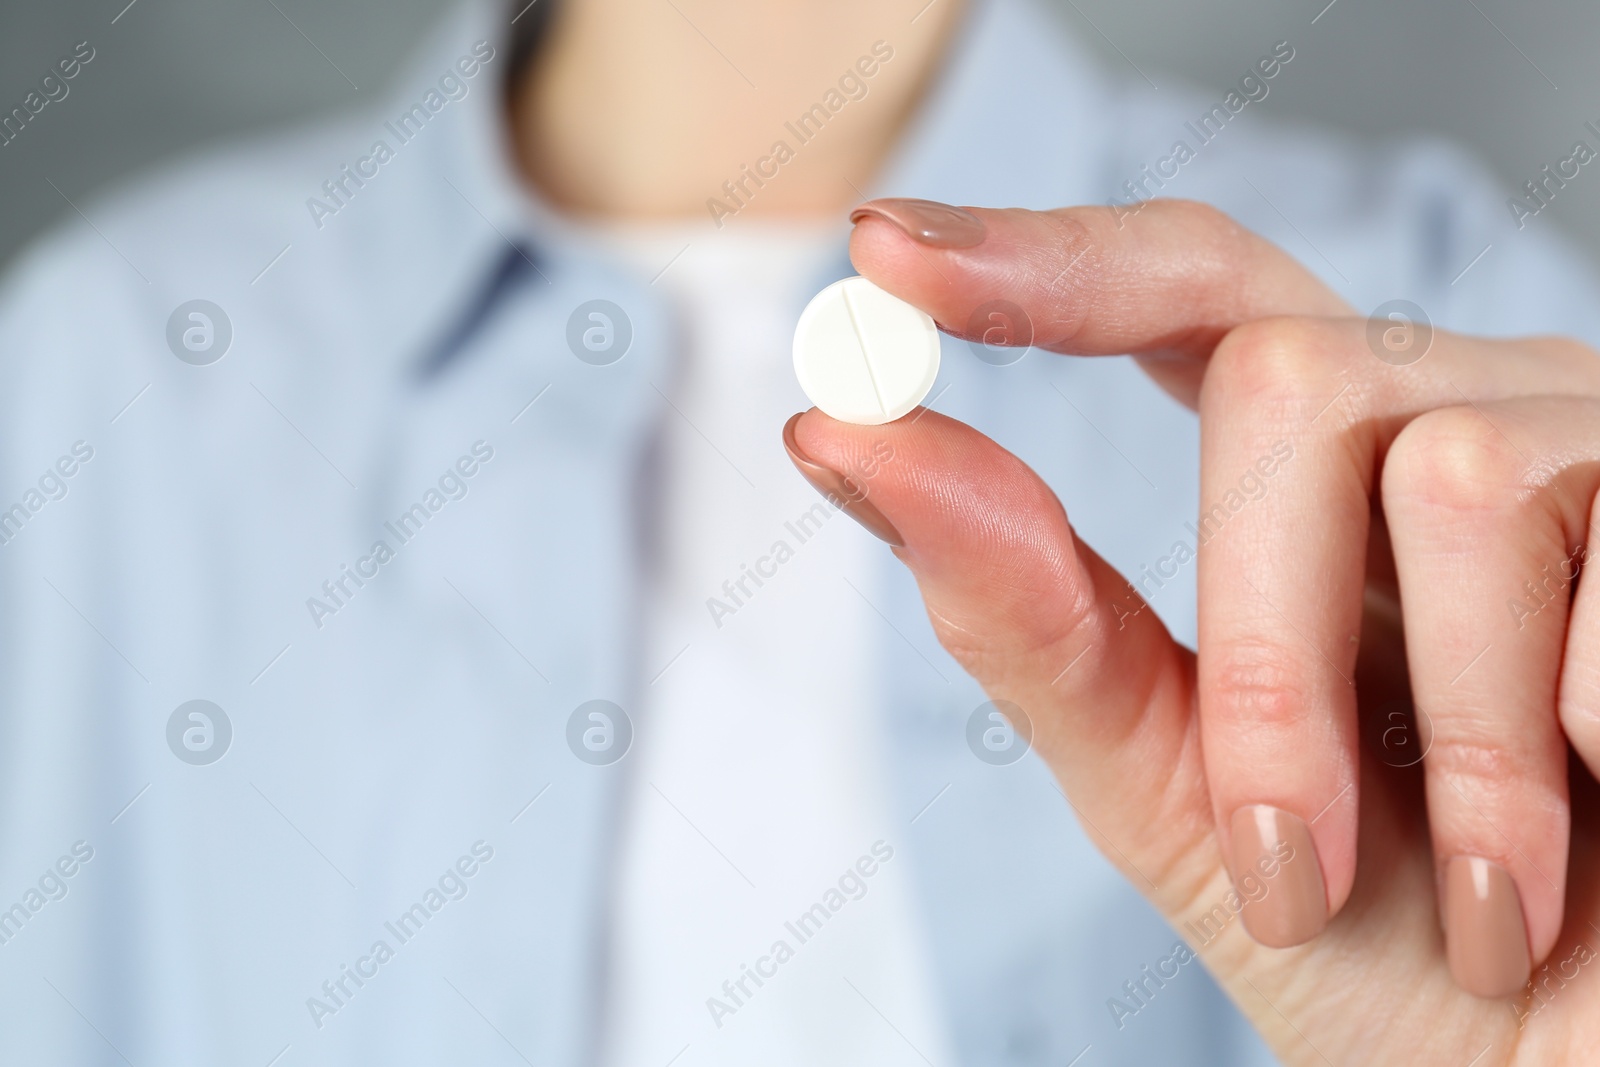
2 0 1598 269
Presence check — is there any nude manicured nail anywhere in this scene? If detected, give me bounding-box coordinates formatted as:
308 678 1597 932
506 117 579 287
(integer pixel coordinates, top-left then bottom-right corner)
782 413 903 547
1227 805 1328 948
850 198 986 249
1445 856 1531 998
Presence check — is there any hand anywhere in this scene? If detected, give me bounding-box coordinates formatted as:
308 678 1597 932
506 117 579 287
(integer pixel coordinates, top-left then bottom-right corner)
783 198 1600 1064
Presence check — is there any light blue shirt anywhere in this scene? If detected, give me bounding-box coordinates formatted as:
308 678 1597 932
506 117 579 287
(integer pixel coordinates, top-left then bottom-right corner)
0 0 1596 1064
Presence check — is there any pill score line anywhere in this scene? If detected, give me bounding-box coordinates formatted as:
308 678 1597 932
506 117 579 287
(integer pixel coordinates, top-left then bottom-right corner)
839 284 891 420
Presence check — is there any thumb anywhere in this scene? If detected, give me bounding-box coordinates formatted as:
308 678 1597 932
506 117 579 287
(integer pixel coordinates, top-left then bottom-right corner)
784 407 1219 914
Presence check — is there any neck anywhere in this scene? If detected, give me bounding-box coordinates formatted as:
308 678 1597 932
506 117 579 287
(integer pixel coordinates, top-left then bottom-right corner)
510 0 966 222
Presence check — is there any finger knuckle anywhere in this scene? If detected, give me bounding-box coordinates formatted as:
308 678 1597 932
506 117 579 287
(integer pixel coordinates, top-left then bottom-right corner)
1038 211 1100 344
1040 208 1096 262
1384 405 1528 514
1425 733 1523 794
1207 641 1317 733
1204 317 1351 421
928 573 1096 677
1147 197 1241 236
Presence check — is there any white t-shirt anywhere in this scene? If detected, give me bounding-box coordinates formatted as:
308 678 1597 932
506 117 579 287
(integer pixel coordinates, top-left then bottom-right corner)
582 222 955 1067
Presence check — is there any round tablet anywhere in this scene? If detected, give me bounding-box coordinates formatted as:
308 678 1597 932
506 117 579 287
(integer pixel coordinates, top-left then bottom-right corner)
793 276 940 425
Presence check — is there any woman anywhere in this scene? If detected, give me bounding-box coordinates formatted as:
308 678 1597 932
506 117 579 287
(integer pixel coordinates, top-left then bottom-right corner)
0 0 1597 1062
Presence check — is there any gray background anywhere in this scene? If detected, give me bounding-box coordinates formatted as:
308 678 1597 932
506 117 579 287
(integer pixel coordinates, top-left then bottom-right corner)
1 0 1597 270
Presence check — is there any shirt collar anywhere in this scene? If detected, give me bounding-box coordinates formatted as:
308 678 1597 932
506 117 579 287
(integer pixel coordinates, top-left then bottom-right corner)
406 0 545 246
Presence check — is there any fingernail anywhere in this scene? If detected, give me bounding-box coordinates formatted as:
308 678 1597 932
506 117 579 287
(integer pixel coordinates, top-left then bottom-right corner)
1445 856 1531 998
782 413 903 547
1227 805 1328 948
849 198 986 249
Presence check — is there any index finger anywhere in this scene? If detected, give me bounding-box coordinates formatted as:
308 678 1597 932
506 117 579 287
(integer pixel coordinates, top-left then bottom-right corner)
848 197 1350 403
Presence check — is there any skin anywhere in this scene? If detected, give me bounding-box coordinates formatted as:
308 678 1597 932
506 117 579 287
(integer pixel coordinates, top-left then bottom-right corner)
514 4 1600 1061
799 205 1600 1063
513 0 966 219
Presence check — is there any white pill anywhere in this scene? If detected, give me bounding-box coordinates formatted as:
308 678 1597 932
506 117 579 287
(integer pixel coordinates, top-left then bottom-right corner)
793 276 940 425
